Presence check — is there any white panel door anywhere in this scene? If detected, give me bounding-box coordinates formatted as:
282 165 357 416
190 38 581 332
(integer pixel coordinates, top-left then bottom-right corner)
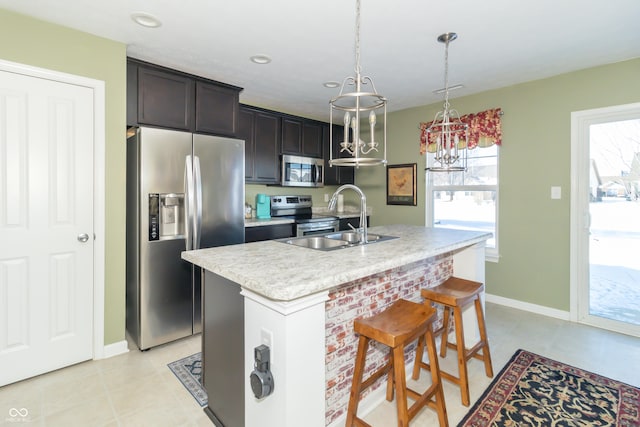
0 69 94 386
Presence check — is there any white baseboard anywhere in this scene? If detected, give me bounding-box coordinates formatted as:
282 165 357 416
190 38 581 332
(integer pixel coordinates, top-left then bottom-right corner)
100 340 129 359
486 293 571 321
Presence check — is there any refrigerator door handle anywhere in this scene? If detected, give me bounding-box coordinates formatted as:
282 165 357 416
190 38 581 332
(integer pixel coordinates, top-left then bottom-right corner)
193 155 203 249
185 155 194 250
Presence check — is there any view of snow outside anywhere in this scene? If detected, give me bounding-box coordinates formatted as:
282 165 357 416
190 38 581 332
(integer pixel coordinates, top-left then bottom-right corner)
590 198 640 326
589 118 640 327
432 144 497 248
433 194 495 248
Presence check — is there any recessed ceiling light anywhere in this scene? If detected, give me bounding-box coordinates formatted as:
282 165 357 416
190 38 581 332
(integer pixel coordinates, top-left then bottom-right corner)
323 81 340 88
131 12 162 28
250 55 272 65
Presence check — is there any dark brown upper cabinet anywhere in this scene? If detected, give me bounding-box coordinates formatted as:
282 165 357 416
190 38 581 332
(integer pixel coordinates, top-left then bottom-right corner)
135 66 195 131
281 117 303 155
127 58 242 137
302 121 324 158
280 116 324 158
195 81 239 137
323 123 355 185
239 105 280 184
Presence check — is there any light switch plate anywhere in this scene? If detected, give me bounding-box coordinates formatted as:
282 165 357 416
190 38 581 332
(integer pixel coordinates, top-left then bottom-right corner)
551 186 561 199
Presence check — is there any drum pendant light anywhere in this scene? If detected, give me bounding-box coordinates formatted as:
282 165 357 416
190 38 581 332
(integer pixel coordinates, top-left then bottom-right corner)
329 0 388 168
426 32 468 172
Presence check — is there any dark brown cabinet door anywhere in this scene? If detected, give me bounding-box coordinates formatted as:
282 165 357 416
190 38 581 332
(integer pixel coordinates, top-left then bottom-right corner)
282 117 324 158
244 224 294 243
195 81 240 137
254 111 280 182
126 61 138 127
127 58 242 136
238 108 255 181
137 66 194 131
239 106 280 184
281 117 303 154
302 121 323 158
324 124 355 185
339 217 369 231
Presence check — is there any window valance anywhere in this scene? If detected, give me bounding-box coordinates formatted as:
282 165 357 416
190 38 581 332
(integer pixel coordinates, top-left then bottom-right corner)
419 107 503 155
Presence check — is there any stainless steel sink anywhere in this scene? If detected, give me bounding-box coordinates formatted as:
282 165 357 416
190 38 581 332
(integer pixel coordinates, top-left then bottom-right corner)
325 232 381 243
282 236 350 250
280 233 396 251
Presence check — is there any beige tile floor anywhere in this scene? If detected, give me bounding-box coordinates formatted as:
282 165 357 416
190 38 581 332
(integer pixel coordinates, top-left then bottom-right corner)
1 302 639 426
0 333 209 426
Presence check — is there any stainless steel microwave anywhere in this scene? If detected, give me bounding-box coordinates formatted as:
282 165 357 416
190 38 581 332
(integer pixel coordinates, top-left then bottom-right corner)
281 154 324 187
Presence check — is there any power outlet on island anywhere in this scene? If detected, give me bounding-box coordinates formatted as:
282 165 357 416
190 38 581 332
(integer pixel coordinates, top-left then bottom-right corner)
261 328 274 355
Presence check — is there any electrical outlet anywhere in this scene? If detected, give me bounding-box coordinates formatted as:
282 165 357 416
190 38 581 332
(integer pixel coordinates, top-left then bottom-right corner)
324 193 329 202
261 328 273 354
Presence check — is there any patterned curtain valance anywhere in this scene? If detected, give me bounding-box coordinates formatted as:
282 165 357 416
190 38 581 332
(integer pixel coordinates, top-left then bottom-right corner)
419 107 503 155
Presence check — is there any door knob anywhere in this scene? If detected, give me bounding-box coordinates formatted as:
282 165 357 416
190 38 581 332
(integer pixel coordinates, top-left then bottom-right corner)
77 233 90 243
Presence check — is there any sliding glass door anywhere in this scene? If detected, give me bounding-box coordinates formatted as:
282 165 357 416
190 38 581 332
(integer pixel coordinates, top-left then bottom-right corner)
572 103 640 337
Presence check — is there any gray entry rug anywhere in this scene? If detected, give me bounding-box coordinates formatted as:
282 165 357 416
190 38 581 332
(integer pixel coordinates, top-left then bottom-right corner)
168 352 208 407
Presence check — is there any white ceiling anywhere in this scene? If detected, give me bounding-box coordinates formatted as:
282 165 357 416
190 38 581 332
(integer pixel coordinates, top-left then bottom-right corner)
2 0 640 122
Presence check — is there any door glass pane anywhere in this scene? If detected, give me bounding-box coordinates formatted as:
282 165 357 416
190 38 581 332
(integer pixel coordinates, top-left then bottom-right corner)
588 119 640 326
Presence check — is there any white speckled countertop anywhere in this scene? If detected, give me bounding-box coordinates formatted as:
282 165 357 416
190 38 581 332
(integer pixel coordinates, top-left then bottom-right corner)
182 225 490 301
244 217 294 227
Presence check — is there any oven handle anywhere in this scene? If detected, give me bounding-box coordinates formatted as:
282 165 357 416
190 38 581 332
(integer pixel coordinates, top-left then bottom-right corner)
296 221 339 230
296 220 340 237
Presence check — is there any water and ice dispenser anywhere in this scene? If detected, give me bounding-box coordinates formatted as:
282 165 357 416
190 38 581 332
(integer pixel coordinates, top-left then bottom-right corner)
148 193 185 241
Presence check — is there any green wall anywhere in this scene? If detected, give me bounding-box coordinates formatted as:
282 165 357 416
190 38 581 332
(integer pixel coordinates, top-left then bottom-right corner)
0 9 127 345
360 58 640 311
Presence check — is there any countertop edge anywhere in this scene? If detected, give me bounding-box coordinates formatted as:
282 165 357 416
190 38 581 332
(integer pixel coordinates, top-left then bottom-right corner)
183 225 490 302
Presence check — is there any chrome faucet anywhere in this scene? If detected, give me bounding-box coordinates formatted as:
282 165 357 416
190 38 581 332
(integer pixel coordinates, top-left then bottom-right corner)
328 184 368 244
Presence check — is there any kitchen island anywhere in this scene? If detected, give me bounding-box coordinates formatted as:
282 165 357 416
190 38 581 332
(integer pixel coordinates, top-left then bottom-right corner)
182 224 491 427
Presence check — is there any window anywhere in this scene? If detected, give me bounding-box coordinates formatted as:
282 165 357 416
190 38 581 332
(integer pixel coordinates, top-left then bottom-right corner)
426 144 499 260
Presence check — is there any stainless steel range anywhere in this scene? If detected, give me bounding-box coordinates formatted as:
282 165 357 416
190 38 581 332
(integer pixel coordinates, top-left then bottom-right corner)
270 195 339 236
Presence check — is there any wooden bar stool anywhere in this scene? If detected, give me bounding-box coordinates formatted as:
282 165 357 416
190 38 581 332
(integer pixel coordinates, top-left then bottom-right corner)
412 277 493 407
345 299 448 427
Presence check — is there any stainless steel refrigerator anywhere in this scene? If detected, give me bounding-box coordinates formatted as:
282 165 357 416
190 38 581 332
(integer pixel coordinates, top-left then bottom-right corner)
126 126 245 350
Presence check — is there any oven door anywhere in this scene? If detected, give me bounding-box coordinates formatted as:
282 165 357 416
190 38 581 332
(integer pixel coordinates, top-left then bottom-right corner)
296 220 339 237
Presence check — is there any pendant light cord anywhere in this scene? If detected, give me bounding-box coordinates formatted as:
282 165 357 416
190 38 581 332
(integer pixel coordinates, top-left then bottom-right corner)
354 0 361 76
443 37 451 113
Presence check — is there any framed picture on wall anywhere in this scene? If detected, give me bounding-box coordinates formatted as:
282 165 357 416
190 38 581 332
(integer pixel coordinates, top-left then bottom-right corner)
386 163 417 206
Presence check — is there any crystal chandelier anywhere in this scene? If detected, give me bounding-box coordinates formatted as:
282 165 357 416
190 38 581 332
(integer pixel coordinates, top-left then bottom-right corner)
329 0 387 168
426 32 468 172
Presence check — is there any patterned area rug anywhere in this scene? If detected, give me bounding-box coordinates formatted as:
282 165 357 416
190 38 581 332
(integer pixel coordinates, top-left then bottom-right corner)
168 352 208 407
458 349 640 426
